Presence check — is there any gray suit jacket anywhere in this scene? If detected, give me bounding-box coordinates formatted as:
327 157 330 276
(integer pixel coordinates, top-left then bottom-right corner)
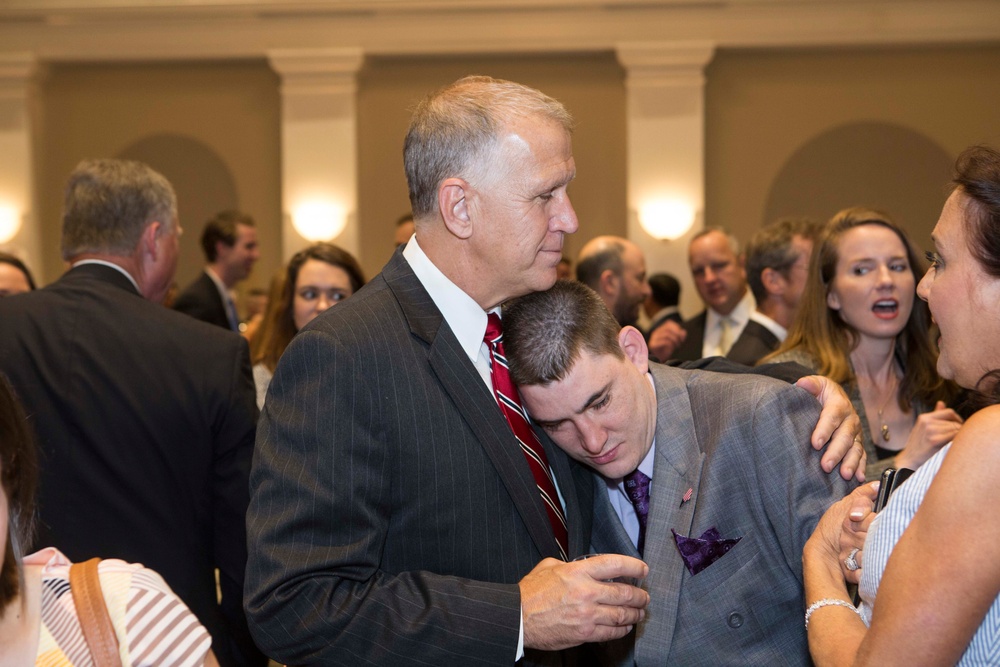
245 250 592 666
591 364 854 666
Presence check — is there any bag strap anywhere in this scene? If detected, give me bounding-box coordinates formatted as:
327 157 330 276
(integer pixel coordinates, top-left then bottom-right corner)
69 558 123 667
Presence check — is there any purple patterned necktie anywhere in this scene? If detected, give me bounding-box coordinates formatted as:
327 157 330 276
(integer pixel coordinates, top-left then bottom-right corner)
624 469 651 555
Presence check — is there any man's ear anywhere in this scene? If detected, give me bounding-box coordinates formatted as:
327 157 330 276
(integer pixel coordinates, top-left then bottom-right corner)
598 269 620 298
142 221 163 261
761 267 787 297
438 177 473 240
618 326 649 374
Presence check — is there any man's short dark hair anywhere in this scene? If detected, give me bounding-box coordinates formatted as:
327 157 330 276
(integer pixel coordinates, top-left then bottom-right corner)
647 273 680 309
201 210 255 262
745 217 819 302
503 280 623 386
576 239 625 289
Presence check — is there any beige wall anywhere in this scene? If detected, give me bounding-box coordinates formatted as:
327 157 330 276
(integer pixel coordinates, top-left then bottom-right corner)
705 45 1000 257
356 53 627 280
27 44 1000 308
35 60 281 308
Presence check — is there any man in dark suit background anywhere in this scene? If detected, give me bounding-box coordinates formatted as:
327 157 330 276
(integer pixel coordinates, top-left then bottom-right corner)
672 227 754 361
245 76 650 666
727 217 819 366
504 281 855 665
644 272 682 334
0 159 263 666
174 209 260 330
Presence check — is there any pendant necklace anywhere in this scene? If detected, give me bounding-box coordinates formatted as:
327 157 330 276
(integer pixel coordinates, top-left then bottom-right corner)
874 374 899 442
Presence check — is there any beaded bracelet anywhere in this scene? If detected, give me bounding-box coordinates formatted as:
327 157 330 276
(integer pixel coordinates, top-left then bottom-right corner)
804 598 863 628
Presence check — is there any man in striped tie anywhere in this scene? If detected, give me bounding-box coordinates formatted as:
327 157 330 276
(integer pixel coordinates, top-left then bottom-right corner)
246 75 649 667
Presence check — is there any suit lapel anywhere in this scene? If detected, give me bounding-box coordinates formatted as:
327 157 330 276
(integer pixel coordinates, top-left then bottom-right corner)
634 365 705 665
383 253 562 560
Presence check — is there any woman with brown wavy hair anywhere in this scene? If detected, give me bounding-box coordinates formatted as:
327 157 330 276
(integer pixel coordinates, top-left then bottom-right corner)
250 242 365 408
766 207 960 479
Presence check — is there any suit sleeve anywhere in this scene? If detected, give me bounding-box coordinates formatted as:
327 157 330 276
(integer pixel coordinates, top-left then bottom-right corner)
211 336 264 666
244 328 522 666
673 356 812 384
749 383 857 578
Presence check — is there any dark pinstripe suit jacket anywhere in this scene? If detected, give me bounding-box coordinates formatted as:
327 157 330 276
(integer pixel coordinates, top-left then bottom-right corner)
245 250 594 666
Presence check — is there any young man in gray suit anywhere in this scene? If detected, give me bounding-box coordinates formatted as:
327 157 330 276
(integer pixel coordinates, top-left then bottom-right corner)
504 281 857 666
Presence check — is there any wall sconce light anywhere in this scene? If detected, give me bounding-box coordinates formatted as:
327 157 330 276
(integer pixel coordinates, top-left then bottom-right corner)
639 200 696 241
0 203 20 244
292 200 347 242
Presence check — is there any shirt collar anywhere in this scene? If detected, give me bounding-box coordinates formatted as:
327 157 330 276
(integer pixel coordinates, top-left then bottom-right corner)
204 267 234 304
748 309 788 342
403 235 492 364
72 259 141 294
706 288 755 330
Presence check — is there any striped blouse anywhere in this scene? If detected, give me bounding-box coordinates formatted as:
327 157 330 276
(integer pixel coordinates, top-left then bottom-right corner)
26 548 212 666
858 444 1000 664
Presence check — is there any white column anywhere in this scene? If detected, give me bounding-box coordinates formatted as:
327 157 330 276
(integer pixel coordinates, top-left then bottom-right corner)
0 53 42 277
268 48 364 262
616 42 715 318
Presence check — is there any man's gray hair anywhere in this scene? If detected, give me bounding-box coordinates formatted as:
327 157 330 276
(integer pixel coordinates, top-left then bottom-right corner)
575 238 625 290
690 226 740 255
503 280 623 387
404 75 573 219
61 159 177 261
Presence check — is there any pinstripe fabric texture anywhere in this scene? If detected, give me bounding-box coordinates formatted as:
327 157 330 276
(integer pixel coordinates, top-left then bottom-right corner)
860 443 1000 664
591 365 854 666
485 313 569 560
245 251 591 666
30 548 212 666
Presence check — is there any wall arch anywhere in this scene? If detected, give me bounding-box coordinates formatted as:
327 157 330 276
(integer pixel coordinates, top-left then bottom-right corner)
764 122 954 247
118 133 239 289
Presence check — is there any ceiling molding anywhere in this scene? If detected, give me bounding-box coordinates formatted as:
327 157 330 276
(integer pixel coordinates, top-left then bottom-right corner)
0 1 996 62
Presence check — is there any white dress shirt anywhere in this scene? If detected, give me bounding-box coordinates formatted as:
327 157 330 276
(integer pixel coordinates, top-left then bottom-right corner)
702 289 755 358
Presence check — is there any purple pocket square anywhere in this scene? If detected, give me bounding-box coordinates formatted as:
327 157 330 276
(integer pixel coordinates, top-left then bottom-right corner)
671 526 741 576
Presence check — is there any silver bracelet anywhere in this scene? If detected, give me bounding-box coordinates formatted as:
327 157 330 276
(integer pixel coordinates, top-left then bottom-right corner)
804 598 862 628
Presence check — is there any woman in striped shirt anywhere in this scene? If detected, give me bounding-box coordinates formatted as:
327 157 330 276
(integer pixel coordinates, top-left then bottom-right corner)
0 372 218 666
803 145 1000 665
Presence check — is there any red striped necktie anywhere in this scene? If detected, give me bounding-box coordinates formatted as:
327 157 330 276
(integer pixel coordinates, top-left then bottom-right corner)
485 313 569 560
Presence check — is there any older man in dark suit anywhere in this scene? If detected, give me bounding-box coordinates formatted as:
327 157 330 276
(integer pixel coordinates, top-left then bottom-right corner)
246 76 864 667
245 76 650 667
0 159 262 666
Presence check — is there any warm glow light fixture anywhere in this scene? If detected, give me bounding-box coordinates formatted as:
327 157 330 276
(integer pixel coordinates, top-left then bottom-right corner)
639 200 696 241
292 200 347 241
0 204 20 243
